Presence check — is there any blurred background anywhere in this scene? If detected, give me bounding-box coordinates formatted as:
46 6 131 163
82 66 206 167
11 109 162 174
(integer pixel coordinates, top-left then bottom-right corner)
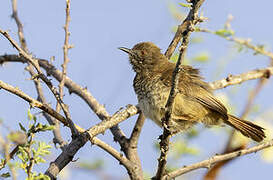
0 0 272 179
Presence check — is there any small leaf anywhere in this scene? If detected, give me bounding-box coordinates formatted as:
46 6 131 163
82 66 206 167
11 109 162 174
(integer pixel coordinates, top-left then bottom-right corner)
19 123 27 132
179 3 192 8
0 172 11 178
215 29 234 37
27 109 34 121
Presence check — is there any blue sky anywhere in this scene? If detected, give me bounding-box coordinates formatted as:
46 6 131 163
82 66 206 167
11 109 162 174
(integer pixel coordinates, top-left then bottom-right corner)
0 0 273 179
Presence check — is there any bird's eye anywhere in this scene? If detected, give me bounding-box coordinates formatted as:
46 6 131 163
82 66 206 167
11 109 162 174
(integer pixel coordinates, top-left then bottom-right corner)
141 50 147 56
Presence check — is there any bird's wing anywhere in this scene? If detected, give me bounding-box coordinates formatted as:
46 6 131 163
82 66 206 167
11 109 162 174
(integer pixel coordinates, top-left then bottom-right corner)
160 64 228 118
193 94 228 118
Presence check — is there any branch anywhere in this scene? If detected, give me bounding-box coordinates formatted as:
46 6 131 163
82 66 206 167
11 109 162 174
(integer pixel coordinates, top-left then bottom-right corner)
155 0 205 178
0 55 133 145
124 112 146 177
197 28 273 60
86 105 139 138
91 137 136 176
209 67 272 90
0 55 143 178
10 0 67 147
45 105 139 179
162 139 273 180
55 0 73 138
0 77 139 178
0 29 79 136
11 0 28 52
0 80 68 126
0 134 17 179
45 134 88 179
164 0 205 59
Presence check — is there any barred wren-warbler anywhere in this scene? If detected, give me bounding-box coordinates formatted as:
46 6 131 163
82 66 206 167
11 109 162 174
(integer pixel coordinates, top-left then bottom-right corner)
119 42 265 142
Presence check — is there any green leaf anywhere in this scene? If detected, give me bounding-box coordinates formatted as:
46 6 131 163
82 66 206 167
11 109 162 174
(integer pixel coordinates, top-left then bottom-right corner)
215 29 234 37
34 156 46 164
33 173 50 180
27 109 34 121
19 123 27 132
36 142 51 156
179 3 192 8
0 172 11 178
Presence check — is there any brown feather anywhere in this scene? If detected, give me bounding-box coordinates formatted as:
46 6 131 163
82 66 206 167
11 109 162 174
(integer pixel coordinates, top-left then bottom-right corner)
226 115 265 142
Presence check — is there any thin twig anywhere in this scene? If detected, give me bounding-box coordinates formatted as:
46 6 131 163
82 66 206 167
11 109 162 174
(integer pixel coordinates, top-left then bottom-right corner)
164 0 205 59
10 0 67 149
55 0 73 139
91 137 135 173
0 80 68 126
209 67 272 89
197 28 273 59
0 29 78 136
162 138 273 180
155 1 205 178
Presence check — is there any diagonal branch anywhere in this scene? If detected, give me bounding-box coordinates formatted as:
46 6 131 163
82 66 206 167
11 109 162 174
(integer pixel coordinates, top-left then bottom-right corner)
55 0 73 140
164 0 205 59
162 138 273 180
0 78 140 179
196 28 273 60
0 54 142 178
209 67 272 90
0 29 79 136
155 1 205 179
10 0 67 147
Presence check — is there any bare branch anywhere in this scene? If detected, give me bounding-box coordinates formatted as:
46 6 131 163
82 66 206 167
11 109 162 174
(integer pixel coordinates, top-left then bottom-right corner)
164 0 205 59
129 112 145 148
11 0 28 52
45 134 88 179
91 137 135 174
162 139 273 180
0 54 142 178
55 0 72 138
0 80 68 126
125 112 146 177
197 28 273 59
45 105 139 179
0 29 79 136
0 78 140 179
10 0 67 147
86 105 139 138
209 67 272 90
155 1 205 178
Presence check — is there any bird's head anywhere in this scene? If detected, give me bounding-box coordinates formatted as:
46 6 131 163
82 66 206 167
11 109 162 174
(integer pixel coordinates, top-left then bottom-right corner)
119 42 166 73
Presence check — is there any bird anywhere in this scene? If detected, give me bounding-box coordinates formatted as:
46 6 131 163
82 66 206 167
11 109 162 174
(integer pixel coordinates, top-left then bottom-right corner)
119 42 266 142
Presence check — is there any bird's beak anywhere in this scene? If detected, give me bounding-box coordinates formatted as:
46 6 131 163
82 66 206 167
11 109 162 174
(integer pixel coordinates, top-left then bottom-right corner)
118 47 133 55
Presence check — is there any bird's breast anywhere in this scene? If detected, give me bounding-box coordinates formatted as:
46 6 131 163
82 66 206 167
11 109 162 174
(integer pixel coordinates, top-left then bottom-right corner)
133 75 169 126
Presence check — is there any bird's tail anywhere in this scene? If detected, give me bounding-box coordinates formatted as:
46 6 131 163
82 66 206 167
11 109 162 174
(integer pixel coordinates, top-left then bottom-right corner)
226 114 266 142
